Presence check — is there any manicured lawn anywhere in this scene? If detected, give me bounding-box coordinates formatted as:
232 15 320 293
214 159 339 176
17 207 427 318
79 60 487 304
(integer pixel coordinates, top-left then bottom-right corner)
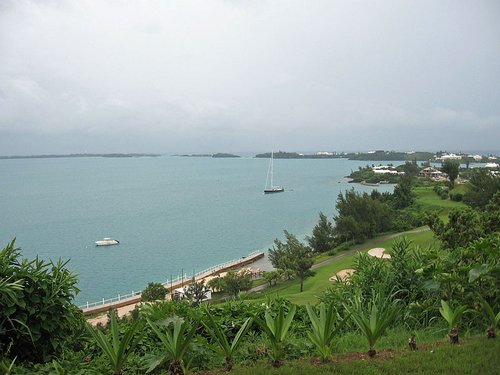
413 186 465 220
248 255 355 305
375 229 440 253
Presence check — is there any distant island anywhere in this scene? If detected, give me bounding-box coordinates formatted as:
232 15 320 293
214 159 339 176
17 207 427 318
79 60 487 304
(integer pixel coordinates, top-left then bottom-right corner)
212 153 240 158
0 153 161 160
347 150 434 161
255 151 345 159
255 150 435 161
177 153 240 158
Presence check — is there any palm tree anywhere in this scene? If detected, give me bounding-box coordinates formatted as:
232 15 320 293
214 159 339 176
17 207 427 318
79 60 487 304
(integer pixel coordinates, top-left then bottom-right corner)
145 316 197 375
86 311 142 375
254 304 296 367
478 296 500 339
202 307 252 371
344 291 399 357
306 302 344 362
439 300 467 344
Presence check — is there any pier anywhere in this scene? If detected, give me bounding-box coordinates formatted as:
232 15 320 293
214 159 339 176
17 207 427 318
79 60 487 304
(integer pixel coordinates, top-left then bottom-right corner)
80 251 265 316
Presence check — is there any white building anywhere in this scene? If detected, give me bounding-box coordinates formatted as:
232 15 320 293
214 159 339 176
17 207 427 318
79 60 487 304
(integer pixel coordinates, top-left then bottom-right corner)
419 167 447 179
437 153 462 161
372 166 401 174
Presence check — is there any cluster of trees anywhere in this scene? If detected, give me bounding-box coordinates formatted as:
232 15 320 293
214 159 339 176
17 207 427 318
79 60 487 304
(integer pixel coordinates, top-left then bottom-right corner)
268 231 314 292
334 162 422 244
206 270 252 298
427 194 499 250
142 272 253 305
333 190 393 243
463 169 500 209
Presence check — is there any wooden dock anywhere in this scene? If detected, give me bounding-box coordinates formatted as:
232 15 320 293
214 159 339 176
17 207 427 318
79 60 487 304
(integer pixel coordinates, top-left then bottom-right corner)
81 251 265 316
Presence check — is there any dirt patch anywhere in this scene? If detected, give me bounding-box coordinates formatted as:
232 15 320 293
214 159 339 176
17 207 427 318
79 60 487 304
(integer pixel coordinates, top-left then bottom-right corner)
334 348 397 362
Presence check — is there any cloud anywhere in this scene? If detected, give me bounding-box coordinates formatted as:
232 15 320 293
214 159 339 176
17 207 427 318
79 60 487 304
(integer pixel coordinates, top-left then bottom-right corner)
0 0 499 154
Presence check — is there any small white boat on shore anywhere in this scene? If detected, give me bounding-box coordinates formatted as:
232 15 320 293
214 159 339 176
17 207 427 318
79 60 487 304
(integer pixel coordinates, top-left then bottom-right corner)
95 238 120 246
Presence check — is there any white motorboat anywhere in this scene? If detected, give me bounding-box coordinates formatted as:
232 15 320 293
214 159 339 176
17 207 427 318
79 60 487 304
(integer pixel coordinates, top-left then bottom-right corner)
95 238 120 246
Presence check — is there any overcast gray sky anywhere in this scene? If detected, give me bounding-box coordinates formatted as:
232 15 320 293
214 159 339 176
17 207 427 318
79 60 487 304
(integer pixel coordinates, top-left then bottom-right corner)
1 0 499 155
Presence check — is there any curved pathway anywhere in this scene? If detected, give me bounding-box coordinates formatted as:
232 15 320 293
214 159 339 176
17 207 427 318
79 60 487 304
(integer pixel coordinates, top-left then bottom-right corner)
249 226 430 293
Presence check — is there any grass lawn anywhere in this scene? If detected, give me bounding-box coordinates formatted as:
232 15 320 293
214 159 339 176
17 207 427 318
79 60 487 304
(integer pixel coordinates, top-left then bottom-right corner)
225 335 500 375
247 255 355 305
450 183 469 195
313 252 335 264
413 186 465 220
375 229 440 253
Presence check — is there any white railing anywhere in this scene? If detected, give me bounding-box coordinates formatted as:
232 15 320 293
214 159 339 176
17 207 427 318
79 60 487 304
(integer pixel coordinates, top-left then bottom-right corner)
78 251 264 310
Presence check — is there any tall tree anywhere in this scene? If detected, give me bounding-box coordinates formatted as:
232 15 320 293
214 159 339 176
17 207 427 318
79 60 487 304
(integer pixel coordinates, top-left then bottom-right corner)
295 246 314 292
184 280 209 306
441 160 460 188
223 271 252 298
392 173 415 209
463 169 500 209
307 212 336 253
483 191 500 233
269 231 313 292
402 160 420 177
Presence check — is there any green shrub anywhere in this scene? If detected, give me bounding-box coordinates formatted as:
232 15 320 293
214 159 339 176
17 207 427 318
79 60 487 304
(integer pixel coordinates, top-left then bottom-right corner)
86 310 142 375
141 282 168 302
343 291 400 357
433 184 449 200
0 239 85 363
254 304 296 367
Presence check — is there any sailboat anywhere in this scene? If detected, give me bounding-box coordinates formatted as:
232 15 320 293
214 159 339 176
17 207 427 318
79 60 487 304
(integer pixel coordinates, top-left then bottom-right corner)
264 151 284 194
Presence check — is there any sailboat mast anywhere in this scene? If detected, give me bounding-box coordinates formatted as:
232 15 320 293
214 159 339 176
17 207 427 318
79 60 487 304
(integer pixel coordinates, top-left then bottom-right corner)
263 150 284 194
270 151 274 187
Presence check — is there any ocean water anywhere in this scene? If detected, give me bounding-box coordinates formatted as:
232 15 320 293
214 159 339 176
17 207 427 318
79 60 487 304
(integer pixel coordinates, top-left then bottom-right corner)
0 156 395 305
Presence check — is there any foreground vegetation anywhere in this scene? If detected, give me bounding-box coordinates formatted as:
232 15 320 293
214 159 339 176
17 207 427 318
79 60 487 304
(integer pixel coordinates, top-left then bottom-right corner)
1 164 499 374
227 336 500 375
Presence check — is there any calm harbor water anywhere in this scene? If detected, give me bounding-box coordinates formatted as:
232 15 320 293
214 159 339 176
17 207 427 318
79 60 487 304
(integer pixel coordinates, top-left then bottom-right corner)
0 156 396 305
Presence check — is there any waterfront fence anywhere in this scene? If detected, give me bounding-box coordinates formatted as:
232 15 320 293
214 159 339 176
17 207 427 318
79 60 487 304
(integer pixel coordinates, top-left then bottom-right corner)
78 250 263 310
